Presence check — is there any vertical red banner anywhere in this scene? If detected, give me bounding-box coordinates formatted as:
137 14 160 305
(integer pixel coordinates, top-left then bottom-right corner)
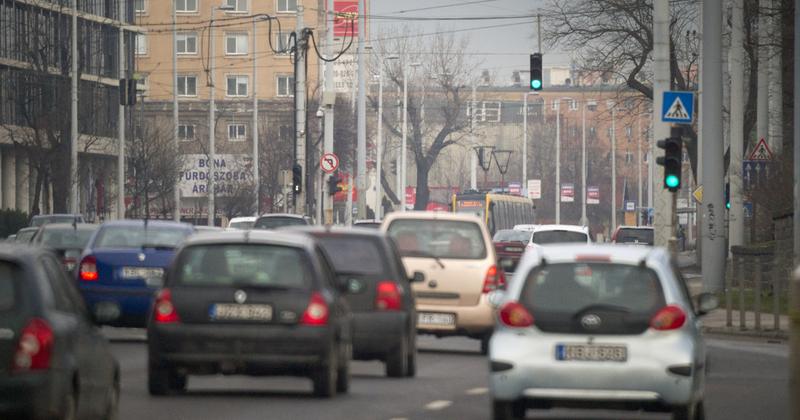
332 0 362 38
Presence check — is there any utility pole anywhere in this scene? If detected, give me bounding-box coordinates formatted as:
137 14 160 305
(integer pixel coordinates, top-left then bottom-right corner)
729 0 745 256
295 6 308 216
757 0 769 155
652 0 673 247
470 85 477 190
172 1 180 221
207 7 221 226
768 0 783 155
400 58 408 211
701 0 725 292
356 0 367 219
581 98 587 226
70 0 79 214
252 17 260 216
118 0 127 220
323 0 335 224
555 100 561 224
794 0 800 269
637 113 642 226
376 66 384 220
610 102 617 232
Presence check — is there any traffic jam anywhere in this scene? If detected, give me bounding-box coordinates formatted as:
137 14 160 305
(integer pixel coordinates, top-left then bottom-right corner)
0 205 715 420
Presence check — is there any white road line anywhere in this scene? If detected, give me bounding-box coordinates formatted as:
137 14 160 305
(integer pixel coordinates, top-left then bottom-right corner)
388 418 409 420
425 400 453 411
466 387 489 395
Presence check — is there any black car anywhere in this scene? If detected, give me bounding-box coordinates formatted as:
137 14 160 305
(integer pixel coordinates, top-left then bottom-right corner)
147 230 353 398
292 226 422 377
0 245 119 420
30 223 98 273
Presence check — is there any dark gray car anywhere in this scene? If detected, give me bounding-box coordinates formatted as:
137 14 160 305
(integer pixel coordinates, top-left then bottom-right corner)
0 245 119 420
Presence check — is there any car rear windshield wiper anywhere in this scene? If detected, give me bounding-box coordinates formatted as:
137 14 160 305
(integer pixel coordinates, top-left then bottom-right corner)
404 250 445 269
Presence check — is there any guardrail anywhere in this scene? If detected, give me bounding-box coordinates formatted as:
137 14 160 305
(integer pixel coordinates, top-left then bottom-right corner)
724 245 789 334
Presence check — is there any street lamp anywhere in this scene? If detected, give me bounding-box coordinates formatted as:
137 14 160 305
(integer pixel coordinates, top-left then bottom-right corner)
522 89 539 197
207 3 235 226
374 54 399 220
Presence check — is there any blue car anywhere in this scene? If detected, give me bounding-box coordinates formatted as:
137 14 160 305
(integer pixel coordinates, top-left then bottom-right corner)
77 220 194 327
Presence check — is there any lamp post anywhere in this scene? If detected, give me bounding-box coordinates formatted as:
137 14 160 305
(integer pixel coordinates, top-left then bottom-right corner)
399 60 421 211
555 99 561 224
522 91 539 197
608 100 617 232
376 55 399 220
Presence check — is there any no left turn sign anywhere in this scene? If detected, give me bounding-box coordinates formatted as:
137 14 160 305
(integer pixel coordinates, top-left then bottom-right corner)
320 153 339 174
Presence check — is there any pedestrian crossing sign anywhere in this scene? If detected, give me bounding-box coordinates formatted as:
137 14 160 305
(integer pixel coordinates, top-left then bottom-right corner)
661 91 694 124
747 138 773 161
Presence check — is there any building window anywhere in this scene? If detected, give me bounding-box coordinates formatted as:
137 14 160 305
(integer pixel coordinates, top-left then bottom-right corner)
567 98 578 111
625 126 633 139
135 34 147 55
607 127 613 138
587 100 597 112
177 75 197 96
277 0 297 12
275 32 291 54
178 124 195 141
226 75 249 97
225 33 249 55
228 124 247 141
625 151 634 163
176 0 198 12
551 100 559 110
176 33 198 55
225 0 248 12
134 0 146 13
277 75 294 97
589 126 596 138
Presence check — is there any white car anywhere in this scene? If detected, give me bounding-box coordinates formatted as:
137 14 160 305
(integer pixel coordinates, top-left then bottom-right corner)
514 224 592 248
488 244 717 420
227 216 256 230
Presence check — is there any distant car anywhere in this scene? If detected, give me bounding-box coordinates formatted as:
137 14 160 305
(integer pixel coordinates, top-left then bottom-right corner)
293 226 421 377
489 244 717 420
14 227 39 244
253 213 311 230
227 216 256 230
147 230 353 397
492 229 533 273
192 225 224 234
29 214 85 228
30 223 98 272
353 219 382 229
77 220 194 327
6 234 16 241
515 224 592 248
383 211 502 355
0 245 119 420
612 226 655 246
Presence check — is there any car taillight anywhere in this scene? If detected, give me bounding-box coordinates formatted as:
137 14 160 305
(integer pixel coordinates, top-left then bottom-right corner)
375 281 402 311
650 305 686 331
482 265 506 293
499 302 534 328
12 318 53 373
79 255 98 281
153 288 180 324
301 292 329 326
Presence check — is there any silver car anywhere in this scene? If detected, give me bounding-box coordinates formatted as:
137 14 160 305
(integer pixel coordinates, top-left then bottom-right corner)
488 244 717 420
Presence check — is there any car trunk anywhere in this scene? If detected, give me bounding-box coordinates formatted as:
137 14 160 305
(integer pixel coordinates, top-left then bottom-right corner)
91 248 175 288
169 285 311 326
404 256 486 307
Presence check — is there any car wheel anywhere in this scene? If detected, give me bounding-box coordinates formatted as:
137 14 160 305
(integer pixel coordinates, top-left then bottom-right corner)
313 349 338 398
406 333 417 378
386 332 409 378
492 399 524 420
148 363 186 396
103 376 120 420
480 335 491 356
672 401 705 420
336 342 350 393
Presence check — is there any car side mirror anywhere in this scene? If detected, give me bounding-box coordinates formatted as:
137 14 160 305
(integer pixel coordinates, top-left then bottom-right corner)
487 290 505 309
696 292 719 316
409 271 425 283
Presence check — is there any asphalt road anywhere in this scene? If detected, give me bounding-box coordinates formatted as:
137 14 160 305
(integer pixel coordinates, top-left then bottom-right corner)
108 331 790 420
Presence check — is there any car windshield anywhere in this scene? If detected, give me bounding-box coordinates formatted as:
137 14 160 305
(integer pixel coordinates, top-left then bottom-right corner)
31 215 81 227
316 236 386 275
493 230 531 243
94 226 189 249
175 244 310 288
532 230 588 245
229 221 255 229
616 228 654 245
40 228 95 249
254 216 308 230
16 229 37 243
0 262 17 311
387 219 487 260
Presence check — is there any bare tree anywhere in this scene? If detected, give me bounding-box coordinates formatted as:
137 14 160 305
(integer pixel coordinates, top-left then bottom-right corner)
127 119 183 219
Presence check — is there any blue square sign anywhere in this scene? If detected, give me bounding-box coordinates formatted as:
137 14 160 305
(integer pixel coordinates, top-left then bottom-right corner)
662 91 695 124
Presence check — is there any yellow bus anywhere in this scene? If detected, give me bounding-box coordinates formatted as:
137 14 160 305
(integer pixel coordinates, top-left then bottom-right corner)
452 192 535 235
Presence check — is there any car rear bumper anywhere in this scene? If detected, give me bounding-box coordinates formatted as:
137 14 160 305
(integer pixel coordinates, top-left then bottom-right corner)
416 295 494 337
352 312 409 359
0 371 68 419
79 285 155 326
149 323 336 375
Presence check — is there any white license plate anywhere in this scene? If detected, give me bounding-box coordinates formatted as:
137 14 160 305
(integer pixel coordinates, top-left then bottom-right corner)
417 312 455 326
555 344 627 362
505 247 524 253
211 304 273 321
122 267 163 284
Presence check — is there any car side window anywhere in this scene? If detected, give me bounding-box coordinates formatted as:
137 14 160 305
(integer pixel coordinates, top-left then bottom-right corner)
670 259 697 314
41 256 76 313
314 247 337 288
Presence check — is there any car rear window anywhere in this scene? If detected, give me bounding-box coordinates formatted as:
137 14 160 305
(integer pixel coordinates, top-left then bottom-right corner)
493 230 531 243
229 221 255 229
387 219 487 260
254 217 308 230
16 229 37 243
520 263 665 334
616 228 654 245
40 228 95 249
316 236 386 275
532 230 588 245
175 244 311 289
0 262 19 311
94 226 189 249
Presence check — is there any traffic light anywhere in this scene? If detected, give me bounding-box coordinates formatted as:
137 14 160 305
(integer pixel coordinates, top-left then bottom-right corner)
328 174 343 196
725 182 730 209
529 53 543 91
656 136 682 192
292 164 302 194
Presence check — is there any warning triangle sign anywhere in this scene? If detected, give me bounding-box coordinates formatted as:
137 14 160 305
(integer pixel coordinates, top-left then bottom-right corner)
748 138 773 161
665 97 690 120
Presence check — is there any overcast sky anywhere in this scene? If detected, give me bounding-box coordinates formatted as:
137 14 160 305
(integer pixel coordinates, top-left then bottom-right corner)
368 0 571 84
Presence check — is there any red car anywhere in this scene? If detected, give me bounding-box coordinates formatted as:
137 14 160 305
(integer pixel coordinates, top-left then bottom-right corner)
492 229 532 273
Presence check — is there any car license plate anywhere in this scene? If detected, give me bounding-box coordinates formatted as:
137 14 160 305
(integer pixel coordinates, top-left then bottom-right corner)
505 247 523 253
417 312 455 326
211 304 273 321
122 267 163 286
555 344 627 362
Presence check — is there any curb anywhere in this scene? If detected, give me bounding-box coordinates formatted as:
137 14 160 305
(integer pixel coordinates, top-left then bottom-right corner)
702 326 789 340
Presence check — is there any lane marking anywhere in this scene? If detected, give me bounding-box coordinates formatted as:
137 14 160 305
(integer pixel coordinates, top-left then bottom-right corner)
466 387 488 395
388 418 409 420
425 400 453 411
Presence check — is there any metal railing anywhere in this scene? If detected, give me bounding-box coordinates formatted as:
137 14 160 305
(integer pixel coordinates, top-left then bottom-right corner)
725 245 790 334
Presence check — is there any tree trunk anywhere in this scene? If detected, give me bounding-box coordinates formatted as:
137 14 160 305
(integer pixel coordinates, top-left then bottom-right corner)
30 168 43 217
50 146 70 213
414 163 431 211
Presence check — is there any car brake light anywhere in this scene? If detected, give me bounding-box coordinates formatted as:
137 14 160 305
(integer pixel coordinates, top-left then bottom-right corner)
12 318 53 372
650 305 686 331
375 281 402 311
482 265 506 293
153 288 180 324
301 292 329 326
79 255 98 281
499 302 534 328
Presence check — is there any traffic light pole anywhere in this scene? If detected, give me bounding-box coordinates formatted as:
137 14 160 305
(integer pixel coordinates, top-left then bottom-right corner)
323 0 335 224
652 0 673 249
294 7 307 216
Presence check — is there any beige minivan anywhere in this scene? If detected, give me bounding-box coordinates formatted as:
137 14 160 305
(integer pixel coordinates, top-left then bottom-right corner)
382 211 503 354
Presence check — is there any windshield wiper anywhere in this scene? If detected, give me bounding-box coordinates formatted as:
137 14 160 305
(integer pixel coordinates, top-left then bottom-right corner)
406 250 445 269
231 281 293 291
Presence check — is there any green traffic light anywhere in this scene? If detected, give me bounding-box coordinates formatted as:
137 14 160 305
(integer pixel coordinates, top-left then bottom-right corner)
726 202 731 209
530 79 542 89
665 174 680 188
